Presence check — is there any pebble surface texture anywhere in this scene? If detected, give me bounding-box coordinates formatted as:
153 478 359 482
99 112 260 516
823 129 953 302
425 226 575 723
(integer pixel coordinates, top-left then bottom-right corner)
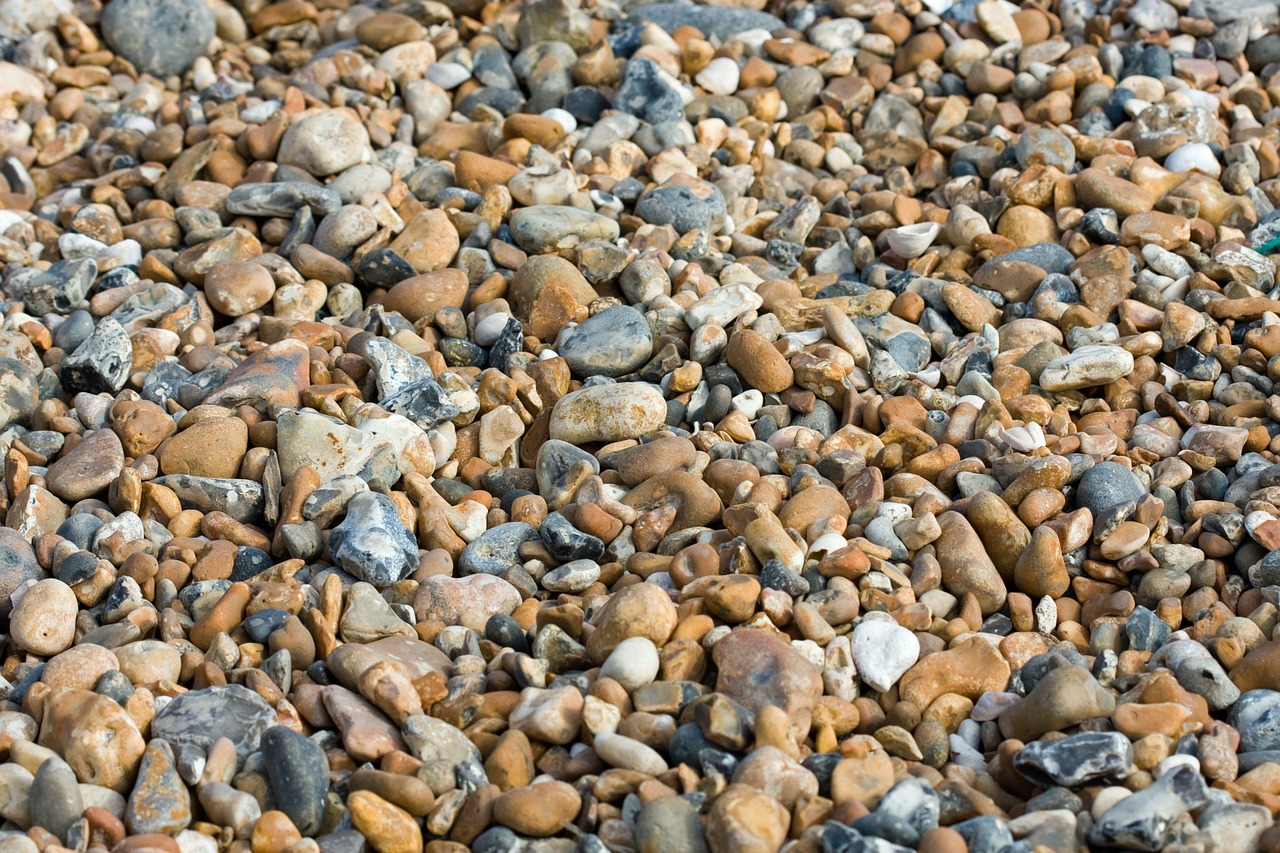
1 0 1280 851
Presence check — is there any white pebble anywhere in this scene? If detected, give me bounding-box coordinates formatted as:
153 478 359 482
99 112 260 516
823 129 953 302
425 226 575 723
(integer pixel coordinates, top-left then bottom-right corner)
542 108 577 133
599 637 660 692
426 62 471 89
474 312 512 346
1164 142 1220 177
695 57 740 95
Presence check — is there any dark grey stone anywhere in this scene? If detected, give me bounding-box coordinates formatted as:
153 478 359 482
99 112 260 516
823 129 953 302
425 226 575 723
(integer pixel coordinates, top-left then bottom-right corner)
30 757 82 842
152 684 276 758
226 182 343 218
1013 731 1133 787
636 795 710 853
0 528 41 619
1089 764 1209 851
629 3 782 38
539 512 604 562
560 305 654 378
23 259 96 316
152 475 265 523
327 491 420 587
60 317 131 394
261 726 329 836
460 522 539 575
101 0 215 76
615 57 685 125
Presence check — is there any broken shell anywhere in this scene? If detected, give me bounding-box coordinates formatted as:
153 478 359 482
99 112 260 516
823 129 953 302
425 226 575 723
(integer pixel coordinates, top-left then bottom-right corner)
887 222 941 258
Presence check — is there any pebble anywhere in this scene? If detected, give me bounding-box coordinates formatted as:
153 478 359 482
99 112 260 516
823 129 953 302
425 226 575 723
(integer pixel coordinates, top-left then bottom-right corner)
100 0 214 76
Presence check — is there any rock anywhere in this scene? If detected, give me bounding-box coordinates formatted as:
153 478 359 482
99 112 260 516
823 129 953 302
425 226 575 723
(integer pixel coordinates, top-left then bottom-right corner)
30 757 82 841
706 784 790 852
508 205 620 253
636 795 709 853
1089 765 1209 851
999 660 1116 741
204 262 276 317
852 619 920 694
260 727 328 836
726 330 794 394
492 781 581 836
1039 346 1135 391
327 491 420 587
277 110 371 177
549 383 667 443
899 638 1011 709
1077 462 1144 539
1013 731 1133 787
414 574 522 632
126 740 190 835
101 0 215 76
60 318 131 394
560 305 653 377
586 582 678 663
11 579 77 656
713 628 822 741
934 512 1007 615
39 688 146 792
599 636 661 692
151 684 276 759
508 686 583 744
629 4 783 38
348 791 421 853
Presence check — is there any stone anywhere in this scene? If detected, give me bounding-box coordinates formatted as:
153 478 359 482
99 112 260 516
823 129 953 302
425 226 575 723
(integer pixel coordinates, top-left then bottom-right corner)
713 628 822 741
934 512 1007 615
30 757 82 841
705 784 789 853
348 791 421 853
39 688 146 792
1013 731 1133 787
11 579 77 655
44 429 125 502
126 740 190 835
999 660 1116 741
852 619 920 694
492 781 581 836
327 491 420 587
560 305 653 378
508 205 620 253
60 318 131 394
277 110 371 177
101 0 214 76
1089 765 1209 851
636 795 709 853
586 582 677 663
549 383 667 444
1039 346 1135 391
151 684 275 759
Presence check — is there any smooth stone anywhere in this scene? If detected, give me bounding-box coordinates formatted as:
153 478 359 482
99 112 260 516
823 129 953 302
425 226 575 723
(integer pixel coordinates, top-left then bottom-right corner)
549 383 667 443
101 0 214 76
260 727 328 836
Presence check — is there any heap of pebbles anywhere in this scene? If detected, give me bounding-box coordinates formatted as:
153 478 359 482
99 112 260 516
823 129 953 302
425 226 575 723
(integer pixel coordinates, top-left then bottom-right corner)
5 0 1280 849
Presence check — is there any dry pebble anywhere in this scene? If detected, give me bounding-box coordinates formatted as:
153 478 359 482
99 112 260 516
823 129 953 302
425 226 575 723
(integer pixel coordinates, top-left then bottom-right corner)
2 0 1280 851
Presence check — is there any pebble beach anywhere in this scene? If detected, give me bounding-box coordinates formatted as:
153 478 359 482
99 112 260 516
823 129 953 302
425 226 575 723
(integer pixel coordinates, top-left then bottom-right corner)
1 0 1280 850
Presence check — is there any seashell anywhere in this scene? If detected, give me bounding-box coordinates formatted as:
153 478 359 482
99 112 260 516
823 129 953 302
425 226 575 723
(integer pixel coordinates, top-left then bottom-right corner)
807 531 848 558
1163 142 1220 177
887 222 941 258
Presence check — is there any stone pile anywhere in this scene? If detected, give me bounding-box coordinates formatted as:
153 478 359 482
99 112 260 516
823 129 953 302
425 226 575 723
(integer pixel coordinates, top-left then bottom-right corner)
0 0 1279 850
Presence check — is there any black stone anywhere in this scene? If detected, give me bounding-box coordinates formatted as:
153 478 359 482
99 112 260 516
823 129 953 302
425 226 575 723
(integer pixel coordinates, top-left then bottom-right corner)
261 726 330 836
